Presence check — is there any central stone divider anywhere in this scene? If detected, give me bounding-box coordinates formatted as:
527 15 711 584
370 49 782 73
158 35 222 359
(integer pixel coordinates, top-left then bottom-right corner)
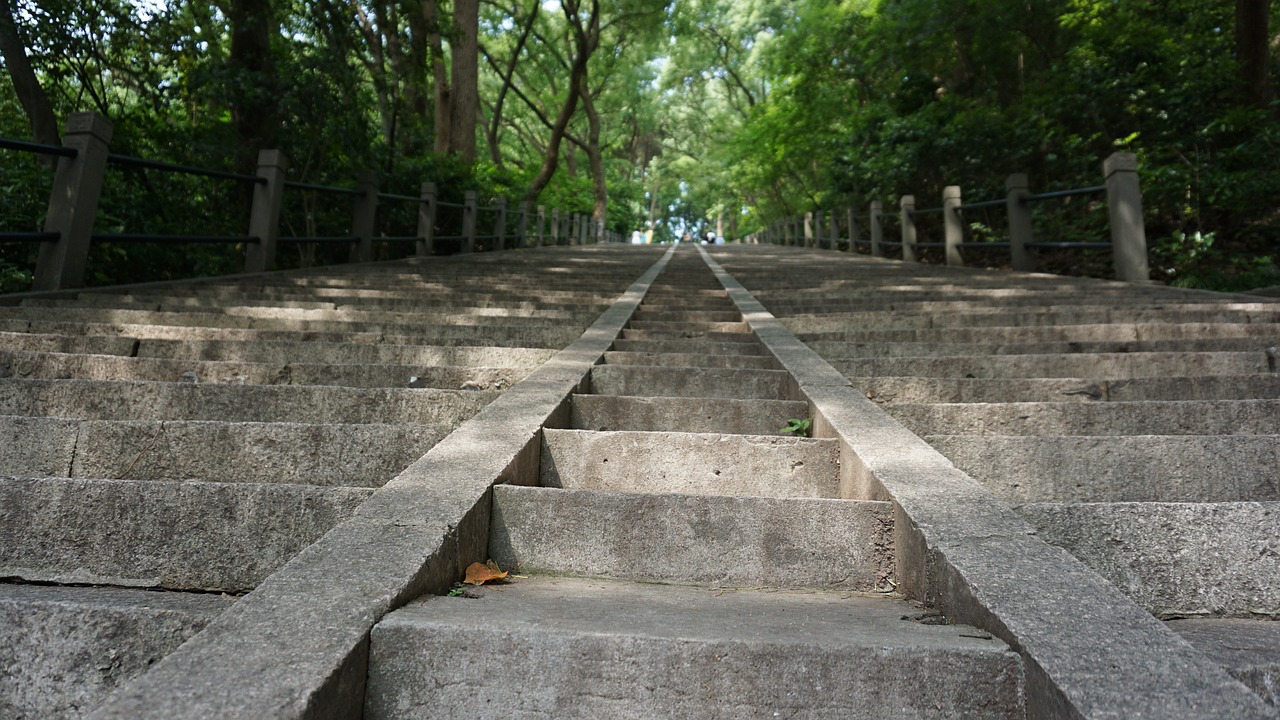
361 248 1027 717
692 246 1276 719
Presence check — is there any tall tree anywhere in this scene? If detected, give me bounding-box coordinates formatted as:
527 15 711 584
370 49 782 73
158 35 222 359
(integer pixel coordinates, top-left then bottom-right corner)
0 0 58 146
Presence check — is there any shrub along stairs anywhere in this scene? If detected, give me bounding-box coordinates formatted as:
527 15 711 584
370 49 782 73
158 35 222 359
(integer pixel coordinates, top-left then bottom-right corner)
1 243 1276 718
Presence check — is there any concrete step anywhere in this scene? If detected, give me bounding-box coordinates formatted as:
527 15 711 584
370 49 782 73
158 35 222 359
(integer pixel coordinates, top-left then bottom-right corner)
794 321 1280 345
134 337 557 365
0 379 495 424
603 350 781 370
541 429 839 498
0 416 444 487
1017 501 1280 618
627 320 750 334
929 435 1280 503
570 394 809 435
0 584 230 720
0 331 137 356
809 337 1278 358
890 399 1280 436
0 475 372 592
0 350 527 389
783 306 1280 332
610 338 771 356
590 365 792 400
491 485 892 589
835 351 1275 379
856 375 1280 403
631 309 741 323
1169 618 1280 708
621 328 758 343
365 576 1026 719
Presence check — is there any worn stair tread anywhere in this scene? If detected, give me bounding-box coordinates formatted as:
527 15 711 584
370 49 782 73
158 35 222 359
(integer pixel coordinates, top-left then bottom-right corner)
631 310 741 323
808 337 1279 358
621 328 759 343
365 576 1025 719
928 434 1280 503
541 429 839 498
491 485 892 589
609 338 771 356
1015 501 1280 617
591 364 792 400
627 320 750 334
793 321 1280 344
133 337 559 365
603 350 781 369
833 351 1274 379
0 351 527 389
570 394 809 435
855 375 1280 403
0 475 373 593
1168 618 1280 708
0 331 137 356
0 584 231 720
0 378 497 424
0 415 446 487
890 399 1280 436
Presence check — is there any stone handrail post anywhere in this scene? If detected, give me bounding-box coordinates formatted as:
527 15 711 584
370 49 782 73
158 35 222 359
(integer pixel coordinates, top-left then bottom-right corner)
516 201 529 248
243 149 287 274
870 200 884 257
462 191 477 253
34 112 113 290
900 195 917 263
943 186 964 266
803 212 814 248
550 209 560 245
847 206 861 252
416 182 436 257
535 205 545 247
493 197 508 251
1104 152 1151 283
1007 173 1035 272
350 169 378 263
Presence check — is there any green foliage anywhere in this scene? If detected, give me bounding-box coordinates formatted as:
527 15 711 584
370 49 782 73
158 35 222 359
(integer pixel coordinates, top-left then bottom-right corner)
779 417 811 437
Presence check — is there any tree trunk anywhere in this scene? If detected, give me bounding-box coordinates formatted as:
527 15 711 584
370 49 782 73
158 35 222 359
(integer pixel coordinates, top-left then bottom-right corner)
227 0 279 171
426 0 451 154
449 0 479 163
580 75 607 226
1236 0 1271 107
0 0 60 148
524 47 589 201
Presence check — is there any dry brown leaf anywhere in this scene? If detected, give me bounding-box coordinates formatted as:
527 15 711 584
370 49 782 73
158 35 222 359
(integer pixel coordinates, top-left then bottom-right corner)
463 560 509 586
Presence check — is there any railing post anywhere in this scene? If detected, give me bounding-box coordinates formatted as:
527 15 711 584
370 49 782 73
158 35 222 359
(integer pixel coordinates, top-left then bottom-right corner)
493 197 508 251
243 148 287 274
34 112 113 291
416 181 437 257
350 169 378 263
462 190 477 253
535 205 546 247
567 213 576 245
815 211 825 249
943 185 964 266
1007 173 1035 272
900 195 917 262
847 205 861 252
595 217 604 244
870 200 884 257
1104 152 1151 283
803 212 814 248
516 200 529 248
550 208 560 245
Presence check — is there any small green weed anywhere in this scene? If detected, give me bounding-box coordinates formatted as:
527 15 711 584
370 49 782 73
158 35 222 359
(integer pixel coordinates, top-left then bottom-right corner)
779 418 811 437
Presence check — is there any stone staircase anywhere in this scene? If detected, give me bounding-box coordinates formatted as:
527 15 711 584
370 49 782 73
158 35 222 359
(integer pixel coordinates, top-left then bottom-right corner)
363 249 1027 717
711 246 1280 712
2 242 1277 718
0 247 652 718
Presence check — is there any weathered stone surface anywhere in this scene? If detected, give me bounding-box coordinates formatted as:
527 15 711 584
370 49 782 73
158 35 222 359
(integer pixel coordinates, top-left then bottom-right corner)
0 415 78 477
0 476 373 592
794 320 1280 345
570 394 809 435
136 338 557 366
491 485 893 589
590 364 793 399
365 576 1026 720
71 420 447 486
0 379 496 424
833 351 1272 379
541 429 840 498
610 337 772 355
0 585 230 720
621 328 757 343
854 375 1280 403
0 331 136 356
890 399 1279 436
930 435 1280 503
628 319 749 334
1170 618 1280 707
602 350 781 369
1017 501 1280 617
